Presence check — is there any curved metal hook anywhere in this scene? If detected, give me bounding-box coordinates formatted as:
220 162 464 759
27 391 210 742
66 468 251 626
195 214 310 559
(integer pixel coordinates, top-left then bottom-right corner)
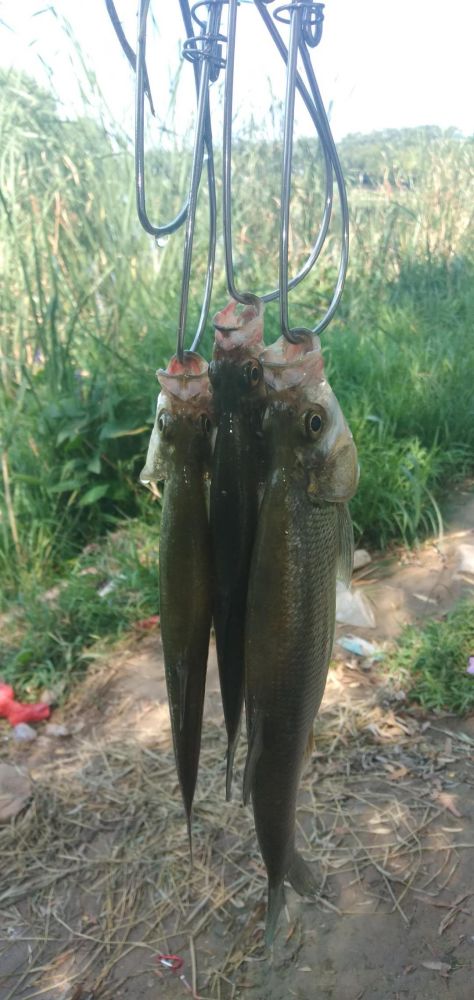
255 0 349 341
224 0 336 312
105 0 155 115
135 0 189 237
176 0 223 360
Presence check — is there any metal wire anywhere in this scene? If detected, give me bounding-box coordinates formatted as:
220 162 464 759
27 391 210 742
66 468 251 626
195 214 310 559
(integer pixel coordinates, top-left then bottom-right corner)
176 0 224 359
267 0 350 340
178 0 220 354
113 0 349 350
223 0 343 324
105 0 155 115
135 0 188 237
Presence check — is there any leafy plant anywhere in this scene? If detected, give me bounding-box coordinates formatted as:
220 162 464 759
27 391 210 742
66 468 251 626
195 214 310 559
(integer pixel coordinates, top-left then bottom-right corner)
389 600 474 713
0 519 160 698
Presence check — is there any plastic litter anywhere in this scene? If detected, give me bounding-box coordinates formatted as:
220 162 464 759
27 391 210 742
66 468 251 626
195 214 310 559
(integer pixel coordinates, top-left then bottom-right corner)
353 549 372 570
155 953 202 998
0 683 50 727
457 545 474 575
12 723 37 742
337 635 383 659
467 656 474 676
135 615 160 630
336 581 376 628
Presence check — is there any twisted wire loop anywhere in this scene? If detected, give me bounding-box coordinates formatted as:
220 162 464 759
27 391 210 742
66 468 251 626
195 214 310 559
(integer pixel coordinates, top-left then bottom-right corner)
183 0 228 82
255 0 349 342
273 1 325 48
176 0 225 359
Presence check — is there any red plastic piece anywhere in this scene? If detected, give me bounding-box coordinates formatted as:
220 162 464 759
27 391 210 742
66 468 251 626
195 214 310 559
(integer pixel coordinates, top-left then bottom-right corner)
0 683 51 726
135 615 160 631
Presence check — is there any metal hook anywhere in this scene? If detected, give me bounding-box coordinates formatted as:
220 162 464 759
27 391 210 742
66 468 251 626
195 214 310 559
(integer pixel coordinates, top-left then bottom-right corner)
255 0 349 341
223 0 336 314
176 1 224 360
135 0 189 237
105 0 155 116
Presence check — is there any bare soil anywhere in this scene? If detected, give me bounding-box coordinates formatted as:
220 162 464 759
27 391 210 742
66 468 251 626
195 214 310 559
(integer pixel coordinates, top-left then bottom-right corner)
1 486 474 1000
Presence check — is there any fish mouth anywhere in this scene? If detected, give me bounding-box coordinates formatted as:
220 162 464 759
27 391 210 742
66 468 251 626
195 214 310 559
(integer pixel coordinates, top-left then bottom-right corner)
261 334 324 390
157 352 211 402
213 297 264 355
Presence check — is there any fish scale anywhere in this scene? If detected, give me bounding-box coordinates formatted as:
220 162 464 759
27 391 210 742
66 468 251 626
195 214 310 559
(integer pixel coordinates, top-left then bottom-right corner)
245 473 338 837
140 353 213 856
243 336 358 945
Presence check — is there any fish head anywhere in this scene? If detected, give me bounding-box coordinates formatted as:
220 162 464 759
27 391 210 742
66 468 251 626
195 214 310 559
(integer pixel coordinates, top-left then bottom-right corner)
208 355 266 409
297 378 359 503
261 334 358 503
139 352 213 486
209 296 266 410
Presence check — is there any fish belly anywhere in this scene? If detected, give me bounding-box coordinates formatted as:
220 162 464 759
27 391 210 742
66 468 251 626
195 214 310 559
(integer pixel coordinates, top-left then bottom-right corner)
160 471 212 828
245 478 338 885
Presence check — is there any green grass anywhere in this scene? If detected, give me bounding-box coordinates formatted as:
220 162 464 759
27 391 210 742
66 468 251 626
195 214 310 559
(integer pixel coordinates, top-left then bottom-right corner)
0 518 160 699
388 600 474 714
1 32 474 699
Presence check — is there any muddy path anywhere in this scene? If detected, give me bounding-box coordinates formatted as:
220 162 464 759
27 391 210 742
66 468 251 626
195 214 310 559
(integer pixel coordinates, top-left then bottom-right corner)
1 486 474 1000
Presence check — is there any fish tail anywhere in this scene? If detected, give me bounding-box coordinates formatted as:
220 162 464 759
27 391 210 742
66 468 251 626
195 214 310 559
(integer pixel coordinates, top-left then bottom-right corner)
225 737 237 802
265 880 285 947
186 809 193 867
287 849 318 897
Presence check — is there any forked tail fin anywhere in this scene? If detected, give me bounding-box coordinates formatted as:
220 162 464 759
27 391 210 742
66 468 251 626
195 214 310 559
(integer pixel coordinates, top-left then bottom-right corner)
225 736 237 802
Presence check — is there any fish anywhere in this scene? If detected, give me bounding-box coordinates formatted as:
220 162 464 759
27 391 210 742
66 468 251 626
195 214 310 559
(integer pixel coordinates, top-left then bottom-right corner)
209 297 267 799
243 334 359 944
140 352 213 854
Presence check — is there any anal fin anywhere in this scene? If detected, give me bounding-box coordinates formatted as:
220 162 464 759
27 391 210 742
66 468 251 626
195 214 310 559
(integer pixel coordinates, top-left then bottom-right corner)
243 710 263 806
303 726 314 766
287 850 318 897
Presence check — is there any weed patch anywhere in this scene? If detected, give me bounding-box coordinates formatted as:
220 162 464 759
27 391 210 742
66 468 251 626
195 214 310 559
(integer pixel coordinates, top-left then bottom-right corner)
389 600 474 713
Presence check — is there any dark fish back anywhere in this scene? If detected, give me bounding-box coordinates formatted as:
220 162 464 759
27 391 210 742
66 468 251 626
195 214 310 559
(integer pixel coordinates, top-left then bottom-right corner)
160 466 212 847
211 387 263 799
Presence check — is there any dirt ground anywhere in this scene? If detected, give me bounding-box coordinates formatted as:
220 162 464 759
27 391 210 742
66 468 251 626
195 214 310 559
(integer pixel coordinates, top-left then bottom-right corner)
1 486 474 1000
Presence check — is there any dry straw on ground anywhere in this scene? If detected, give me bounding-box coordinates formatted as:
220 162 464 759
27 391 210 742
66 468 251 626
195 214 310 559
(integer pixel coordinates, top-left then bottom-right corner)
1 662 473 999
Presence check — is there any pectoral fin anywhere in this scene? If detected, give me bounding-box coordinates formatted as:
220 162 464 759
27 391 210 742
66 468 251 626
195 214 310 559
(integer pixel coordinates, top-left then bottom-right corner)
303 726 314 766
336 503 354 586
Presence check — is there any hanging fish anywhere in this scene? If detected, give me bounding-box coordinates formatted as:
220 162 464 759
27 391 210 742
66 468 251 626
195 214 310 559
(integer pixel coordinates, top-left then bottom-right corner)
209 297 267 799
243 334 358 945
140 352 213 854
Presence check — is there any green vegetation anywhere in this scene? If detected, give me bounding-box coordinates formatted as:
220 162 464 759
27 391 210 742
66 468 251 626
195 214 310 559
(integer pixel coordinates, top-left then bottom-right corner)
1 52 473 698
389 602 474 713
0 519 159 699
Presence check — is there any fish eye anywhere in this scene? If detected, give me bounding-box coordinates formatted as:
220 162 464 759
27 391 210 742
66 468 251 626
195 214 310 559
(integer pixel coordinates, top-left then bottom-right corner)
200 413 212 436
157 410 172 435
304 409 324 438
245 360 262 387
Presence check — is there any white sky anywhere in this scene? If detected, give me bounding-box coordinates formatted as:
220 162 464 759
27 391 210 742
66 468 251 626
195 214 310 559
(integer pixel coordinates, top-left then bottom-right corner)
0 0 473 142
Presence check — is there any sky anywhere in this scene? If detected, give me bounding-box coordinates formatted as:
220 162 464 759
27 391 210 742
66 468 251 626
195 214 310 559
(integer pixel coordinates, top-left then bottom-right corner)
0 0 473 143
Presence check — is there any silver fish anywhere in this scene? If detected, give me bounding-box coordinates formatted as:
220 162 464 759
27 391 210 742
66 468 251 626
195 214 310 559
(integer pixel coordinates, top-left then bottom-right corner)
244 334 358 944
